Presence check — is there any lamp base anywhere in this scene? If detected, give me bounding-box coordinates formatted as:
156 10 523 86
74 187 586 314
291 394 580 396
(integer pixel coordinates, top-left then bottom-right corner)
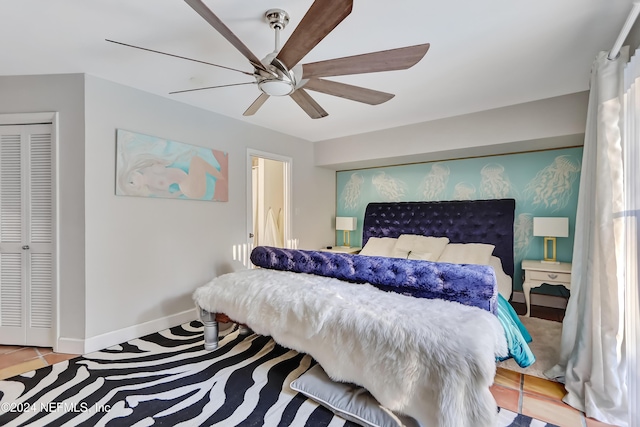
542 237 558 265
342 230 351 248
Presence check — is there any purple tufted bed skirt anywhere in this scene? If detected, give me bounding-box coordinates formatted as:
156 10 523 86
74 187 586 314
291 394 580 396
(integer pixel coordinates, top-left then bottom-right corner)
250 246 499 313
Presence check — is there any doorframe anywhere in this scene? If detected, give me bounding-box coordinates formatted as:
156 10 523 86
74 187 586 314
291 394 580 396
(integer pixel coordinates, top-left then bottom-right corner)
246 149 293 250
0 112 59 349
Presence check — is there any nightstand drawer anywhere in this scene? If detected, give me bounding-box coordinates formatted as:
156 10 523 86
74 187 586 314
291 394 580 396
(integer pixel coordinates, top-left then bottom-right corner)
529 270 571 283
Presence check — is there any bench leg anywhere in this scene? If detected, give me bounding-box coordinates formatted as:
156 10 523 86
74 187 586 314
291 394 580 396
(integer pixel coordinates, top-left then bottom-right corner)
199 308 219 351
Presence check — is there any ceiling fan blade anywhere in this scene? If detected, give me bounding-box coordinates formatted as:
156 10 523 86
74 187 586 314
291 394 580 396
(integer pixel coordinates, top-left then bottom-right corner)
302 43 430 79
303 78 394 105
243 93 270 116
290 89 328 119
169 82 256 94
106 39 255 76
276 0 353 69
184 0 267 72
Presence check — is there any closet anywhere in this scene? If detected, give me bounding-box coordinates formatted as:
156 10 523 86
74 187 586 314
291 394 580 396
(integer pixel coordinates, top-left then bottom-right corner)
0 123 54 347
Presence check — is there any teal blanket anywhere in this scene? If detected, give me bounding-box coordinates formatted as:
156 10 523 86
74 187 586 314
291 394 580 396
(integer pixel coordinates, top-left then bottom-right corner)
496 294 535 367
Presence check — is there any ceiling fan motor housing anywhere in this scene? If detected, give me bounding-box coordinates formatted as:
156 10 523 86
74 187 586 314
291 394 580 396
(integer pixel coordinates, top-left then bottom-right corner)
257 57 296 96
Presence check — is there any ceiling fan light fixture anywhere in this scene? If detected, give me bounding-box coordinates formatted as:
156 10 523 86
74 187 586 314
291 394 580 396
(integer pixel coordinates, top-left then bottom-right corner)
256 56 296 96
259 79 295 96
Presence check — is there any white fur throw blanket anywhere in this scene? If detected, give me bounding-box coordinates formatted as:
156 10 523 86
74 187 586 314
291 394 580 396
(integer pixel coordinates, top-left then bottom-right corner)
193 269 507 427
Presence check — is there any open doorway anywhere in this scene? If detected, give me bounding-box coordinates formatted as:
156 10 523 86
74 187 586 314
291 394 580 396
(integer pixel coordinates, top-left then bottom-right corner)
252 156 285 247
242 150 293 266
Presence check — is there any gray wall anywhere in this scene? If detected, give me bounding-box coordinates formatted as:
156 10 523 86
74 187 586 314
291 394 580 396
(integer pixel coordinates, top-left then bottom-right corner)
0 74 86 341
314 92 588 170
84 75 334 339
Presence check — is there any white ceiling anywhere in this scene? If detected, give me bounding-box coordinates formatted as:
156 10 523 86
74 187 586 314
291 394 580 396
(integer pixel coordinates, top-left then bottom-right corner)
0 0 633 142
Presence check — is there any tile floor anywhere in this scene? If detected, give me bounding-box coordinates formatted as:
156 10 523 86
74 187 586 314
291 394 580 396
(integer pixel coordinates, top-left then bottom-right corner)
0 345 78 381
0 307 620 427
491 367 617 426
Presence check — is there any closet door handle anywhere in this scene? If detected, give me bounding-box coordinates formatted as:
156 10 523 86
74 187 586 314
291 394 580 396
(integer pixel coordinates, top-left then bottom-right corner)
22 245 30 250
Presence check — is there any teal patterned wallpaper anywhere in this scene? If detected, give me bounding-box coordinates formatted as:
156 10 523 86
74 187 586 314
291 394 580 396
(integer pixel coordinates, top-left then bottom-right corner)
335 147 583 293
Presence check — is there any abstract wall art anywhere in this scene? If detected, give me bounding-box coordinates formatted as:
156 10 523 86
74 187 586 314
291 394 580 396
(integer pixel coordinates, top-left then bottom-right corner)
115 129 228 202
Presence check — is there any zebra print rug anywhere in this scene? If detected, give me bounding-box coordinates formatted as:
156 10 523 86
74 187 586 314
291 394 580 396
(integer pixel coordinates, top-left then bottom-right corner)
0 322 557 426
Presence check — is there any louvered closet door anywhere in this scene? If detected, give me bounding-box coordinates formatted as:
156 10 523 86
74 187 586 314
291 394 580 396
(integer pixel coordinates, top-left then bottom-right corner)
0 124 53 346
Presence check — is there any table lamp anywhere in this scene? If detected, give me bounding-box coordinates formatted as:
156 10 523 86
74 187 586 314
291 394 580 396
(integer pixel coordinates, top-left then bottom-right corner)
336 217 357 247
533 217 569 264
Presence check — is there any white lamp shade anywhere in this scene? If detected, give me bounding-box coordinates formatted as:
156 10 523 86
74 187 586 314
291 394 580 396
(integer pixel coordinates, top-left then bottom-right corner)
336 217 357 231
533 217 569 237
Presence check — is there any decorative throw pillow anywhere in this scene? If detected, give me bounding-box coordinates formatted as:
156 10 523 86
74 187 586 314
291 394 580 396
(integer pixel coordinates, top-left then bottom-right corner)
410 235 449 260
359 237 399 258
290 364 420 427
391 234 416 258
437 243 495 266
392 234 449 260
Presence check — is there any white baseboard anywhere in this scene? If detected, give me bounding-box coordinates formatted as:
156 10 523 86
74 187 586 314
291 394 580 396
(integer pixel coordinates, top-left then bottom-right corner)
511 291 568 309
56 338 86 355
56 308 198 355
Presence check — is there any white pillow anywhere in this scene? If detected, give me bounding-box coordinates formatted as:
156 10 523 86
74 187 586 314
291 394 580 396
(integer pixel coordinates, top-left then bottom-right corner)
359 237 398 257
407 251 433 261
436 243 495 266
410 235 449 261
489 256 513 300
391 234 415 258
392 234 450 260
290 364 420 427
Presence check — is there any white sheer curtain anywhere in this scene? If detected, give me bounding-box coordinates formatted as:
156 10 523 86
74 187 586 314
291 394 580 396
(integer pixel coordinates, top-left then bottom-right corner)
545 47 629 426
623 47 640 427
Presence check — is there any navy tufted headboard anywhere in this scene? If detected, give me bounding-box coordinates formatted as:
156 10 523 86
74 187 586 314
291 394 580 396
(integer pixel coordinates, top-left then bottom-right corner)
362 199 516 278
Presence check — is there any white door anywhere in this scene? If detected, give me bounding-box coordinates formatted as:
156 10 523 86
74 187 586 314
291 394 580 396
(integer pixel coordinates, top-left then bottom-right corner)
0 124 54 346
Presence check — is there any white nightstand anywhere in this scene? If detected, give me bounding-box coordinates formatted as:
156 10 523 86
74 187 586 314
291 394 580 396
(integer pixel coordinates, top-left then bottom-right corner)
522 259 572 317
319 246 361 254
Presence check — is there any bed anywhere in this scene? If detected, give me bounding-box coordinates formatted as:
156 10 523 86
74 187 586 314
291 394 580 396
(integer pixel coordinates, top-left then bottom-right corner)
193 198 533 427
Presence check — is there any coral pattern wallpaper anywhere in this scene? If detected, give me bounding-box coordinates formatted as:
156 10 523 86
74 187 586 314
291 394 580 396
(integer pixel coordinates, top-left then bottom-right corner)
336 147 583 293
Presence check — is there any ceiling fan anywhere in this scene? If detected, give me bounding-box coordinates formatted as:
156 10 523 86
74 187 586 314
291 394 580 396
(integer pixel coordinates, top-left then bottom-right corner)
107 0 430 119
